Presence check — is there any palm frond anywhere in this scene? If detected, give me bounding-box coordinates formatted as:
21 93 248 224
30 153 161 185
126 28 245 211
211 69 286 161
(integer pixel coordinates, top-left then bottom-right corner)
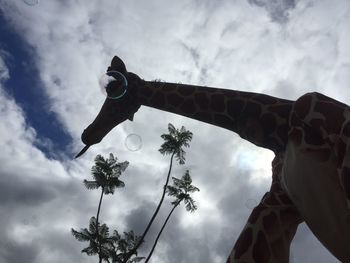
82 245 98 256
71 228 92 242
129 256 145 262
108 153 117 166
114 161 129 173
92 172 107 186
112 230 121 242
89 216 98 234
166 185 180 197
184 196 198 212
99 223 110 238
171 176 183 188
86 153 128 194
167 171 199 213
175 148 186 164
83 179 100 190
186 185 200 193
104 185 115 195
108 177 125 188
158 124 193 165
167 123 176 135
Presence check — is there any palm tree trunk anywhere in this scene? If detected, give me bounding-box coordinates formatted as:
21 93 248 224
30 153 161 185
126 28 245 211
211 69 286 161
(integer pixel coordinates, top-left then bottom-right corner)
123 152 175 263
96 187 105 263
144 202 179 263
96 187 104 227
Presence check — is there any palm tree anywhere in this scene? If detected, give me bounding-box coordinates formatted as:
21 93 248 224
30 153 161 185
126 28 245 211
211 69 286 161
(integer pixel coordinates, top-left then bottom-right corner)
144 170 199 262
73 153 129 263
159 123 193 165
107 230 144 263
123 123 193 263
71 216 113 262
72 218 144 263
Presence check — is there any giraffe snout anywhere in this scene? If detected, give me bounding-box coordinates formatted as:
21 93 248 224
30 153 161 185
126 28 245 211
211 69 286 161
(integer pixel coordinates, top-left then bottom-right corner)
81 125 104 146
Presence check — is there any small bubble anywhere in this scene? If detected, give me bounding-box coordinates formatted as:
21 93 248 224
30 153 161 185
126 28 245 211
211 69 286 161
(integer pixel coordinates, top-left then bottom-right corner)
125 134 142 151
245 199 258 209
23 0 39 5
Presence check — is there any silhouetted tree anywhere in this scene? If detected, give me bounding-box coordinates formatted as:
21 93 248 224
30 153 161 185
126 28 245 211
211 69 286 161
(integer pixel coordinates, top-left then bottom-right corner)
123 123 193 263
72 219 143 263
144 170 199 262
106 230 144 263
72 154 143 263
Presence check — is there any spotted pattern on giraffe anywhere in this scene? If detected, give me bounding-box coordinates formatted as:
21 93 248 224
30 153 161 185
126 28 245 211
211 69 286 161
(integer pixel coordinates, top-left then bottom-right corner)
252 231 270 262
167 93 184 107
80 57 350 263
233 227 253 259
181 99 196 114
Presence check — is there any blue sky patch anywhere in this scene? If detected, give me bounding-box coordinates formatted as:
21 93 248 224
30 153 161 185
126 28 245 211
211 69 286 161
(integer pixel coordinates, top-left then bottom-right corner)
0 14 72 159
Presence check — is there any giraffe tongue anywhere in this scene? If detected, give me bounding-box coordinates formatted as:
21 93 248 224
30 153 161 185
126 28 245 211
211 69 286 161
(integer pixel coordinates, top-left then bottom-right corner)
74 145 90 159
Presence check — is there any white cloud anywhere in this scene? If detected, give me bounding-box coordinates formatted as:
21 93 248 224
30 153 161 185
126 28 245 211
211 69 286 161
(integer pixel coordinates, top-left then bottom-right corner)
1 0 350 262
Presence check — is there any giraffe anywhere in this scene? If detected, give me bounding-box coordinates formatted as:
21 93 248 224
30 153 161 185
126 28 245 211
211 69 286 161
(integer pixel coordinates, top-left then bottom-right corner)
76 56 350 262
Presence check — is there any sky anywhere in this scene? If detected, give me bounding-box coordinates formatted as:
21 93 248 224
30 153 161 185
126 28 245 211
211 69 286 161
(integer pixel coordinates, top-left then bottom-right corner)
0 0 350 262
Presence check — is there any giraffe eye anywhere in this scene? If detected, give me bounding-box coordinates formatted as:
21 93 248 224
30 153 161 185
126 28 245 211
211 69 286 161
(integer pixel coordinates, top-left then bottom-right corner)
99 71 128 99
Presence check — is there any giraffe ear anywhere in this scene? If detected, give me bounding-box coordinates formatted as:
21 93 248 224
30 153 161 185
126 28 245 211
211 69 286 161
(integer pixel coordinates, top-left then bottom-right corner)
108 56 127 73
128 113 134 121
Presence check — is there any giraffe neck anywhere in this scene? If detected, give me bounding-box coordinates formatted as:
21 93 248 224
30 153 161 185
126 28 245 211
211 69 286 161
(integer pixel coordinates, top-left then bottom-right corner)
137 80 293 153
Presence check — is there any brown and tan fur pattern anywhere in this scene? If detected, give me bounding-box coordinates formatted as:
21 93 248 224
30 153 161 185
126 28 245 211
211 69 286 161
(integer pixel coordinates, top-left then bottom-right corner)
80 57 350 262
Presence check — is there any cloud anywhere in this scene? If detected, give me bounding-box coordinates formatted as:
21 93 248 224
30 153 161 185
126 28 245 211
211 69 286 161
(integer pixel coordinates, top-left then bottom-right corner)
0 0 350 262
0 53 9 80
0 239 39 263
248 0 296 23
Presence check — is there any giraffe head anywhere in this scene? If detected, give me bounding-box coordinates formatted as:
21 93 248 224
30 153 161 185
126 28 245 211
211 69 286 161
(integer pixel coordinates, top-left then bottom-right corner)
76 56 142 158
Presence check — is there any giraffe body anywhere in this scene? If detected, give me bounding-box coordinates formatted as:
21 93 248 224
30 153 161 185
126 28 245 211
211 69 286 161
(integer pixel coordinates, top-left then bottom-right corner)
283 136 350 261
79 57 350 263
281 93 350 262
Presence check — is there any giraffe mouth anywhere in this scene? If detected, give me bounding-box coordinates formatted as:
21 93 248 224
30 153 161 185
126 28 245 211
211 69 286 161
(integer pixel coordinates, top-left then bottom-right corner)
75 112 124 158
75 145 90 159
74 127 110 159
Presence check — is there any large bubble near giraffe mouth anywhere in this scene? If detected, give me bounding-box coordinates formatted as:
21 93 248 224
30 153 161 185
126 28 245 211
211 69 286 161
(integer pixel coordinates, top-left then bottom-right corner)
99 71 128 99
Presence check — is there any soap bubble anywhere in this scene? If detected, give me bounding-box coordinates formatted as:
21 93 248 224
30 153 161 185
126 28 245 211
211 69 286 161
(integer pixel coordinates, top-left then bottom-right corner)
245 198 258 209
23 0 39 5
99 71 128 99
125 134 142 151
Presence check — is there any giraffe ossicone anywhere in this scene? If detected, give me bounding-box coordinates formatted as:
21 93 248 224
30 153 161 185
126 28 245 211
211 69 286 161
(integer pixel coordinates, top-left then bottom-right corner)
77 56 350 262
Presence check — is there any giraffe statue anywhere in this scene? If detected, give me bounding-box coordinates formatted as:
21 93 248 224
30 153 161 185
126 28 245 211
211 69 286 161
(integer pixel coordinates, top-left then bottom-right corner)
77 56 350 262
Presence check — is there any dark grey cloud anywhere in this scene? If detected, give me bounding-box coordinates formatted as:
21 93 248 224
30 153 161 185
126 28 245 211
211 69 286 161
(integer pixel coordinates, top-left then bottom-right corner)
0 238 39 263
0 172 55 206
248 0 296 23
